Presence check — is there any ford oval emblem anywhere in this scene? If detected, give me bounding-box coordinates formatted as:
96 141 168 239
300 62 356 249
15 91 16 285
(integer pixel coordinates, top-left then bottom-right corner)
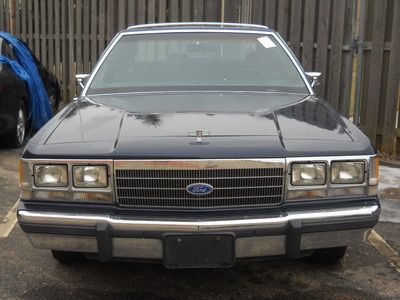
186 183 214 196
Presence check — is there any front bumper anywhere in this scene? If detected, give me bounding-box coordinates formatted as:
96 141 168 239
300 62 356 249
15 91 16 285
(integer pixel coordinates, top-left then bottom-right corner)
17 198 380 264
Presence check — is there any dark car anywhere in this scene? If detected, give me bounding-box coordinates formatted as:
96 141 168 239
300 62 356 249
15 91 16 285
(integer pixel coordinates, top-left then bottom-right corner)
0 36 61 147
17 23 379 268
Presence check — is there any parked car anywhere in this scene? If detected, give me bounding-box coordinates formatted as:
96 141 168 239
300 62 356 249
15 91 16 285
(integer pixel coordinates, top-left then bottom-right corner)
0 36 61 147
17 23 379 268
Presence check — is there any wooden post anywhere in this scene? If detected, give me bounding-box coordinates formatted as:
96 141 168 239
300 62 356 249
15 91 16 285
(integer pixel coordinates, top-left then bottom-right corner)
8 0 15 34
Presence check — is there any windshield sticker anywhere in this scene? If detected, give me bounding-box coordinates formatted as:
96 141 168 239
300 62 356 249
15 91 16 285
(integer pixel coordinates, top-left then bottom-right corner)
257 36 276 49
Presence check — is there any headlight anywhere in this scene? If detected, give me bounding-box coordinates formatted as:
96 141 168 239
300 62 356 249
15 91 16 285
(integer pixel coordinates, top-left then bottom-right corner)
73 165 108 188
291 163 326 186
331 161 365 184
34 165 68 187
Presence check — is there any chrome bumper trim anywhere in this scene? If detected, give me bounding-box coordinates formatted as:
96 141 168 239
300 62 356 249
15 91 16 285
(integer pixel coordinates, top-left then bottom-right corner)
18 204 379 233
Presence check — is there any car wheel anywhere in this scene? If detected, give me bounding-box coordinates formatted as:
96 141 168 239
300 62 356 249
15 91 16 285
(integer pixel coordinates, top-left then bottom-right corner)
310 246 347 263
2 100 27 148
47 86 60 113
51 250 86 264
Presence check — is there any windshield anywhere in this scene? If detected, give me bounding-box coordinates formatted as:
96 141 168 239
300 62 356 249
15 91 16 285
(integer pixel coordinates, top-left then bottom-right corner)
87 32 308 94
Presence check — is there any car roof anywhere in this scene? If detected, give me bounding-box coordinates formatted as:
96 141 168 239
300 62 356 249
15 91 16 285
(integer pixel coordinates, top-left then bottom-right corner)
123 22 273 33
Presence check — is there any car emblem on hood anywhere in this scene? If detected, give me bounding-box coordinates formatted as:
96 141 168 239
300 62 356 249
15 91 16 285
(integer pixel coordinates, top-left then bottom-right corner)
188 129 210 145
186 183 214 196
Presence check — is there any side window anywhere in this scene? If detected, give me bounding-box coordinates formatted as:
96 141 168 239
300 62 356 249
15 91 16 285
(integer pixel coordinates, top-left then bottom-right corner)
0 38 16 60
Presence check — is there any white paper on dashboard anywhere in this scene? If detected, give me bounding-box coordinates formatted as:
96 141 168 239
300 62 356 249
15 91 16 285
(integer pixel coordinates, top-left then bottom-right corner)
257 36 276 49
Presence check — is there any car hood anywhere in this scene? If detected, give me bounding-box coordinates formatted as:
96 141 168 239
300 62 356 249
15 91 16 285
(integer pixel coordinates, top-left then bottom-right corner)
26 92 375 159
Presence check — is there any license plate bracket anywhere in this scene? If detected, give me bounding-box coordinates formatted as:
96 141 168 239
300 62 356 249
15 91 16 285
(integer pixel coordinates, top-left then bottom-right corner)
163 234 235 268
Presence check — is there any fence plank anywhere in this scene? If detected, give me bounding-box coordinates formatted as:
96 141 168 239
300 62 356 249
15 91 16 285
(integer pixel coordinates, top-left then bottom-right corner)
301 0 316 71
223 0 238 22
48 0 54 72
34 0 40 57
289 0 302 58
264 0 276 29
0 1 4 31
327 0 346 110
83 0 90 73
251 0 263 24
240 0 251 23
193 0 203 21
76 0 83 75
118 0 126 30
276 0 289 39
54 0 61 80
127 0 136 25
40 0 46 65
14 0 20 35
21 0 27 40
338 0 355 116
90 0 98 69
364 0 388 144
205 0 220 22
137 0 145 24
68 0 75 95
382 0 400 153
168 0 179 22
314 0 330 98
4 0 10 32
61 0 68 100
98 0 106 53
181 0 190 21
147 0 156 23
27 0 33 49
158 0 166 22
107 0 116 42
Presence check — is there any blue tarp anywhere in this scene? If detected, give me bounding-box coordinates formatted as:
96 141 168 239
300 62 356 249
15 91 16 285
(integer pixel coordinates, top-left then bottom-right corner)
0 32 52 130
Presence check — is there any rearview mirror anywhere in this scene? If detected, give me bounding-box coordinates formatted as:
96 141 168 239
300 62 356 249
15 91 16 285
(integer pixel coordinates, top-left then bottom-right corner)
305 72 321 88
75 74 90 89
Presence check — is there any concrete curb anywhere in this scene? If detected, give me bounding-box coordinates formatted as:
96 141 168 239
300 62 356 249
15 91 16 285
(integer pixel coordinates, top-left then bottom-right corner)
380 160 400 169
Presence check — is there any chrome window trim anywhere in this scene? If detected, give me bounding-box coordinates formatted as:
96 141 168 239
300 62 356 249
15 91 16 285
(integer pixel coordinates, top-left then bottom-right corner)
81 29 314 97
126 22 270 30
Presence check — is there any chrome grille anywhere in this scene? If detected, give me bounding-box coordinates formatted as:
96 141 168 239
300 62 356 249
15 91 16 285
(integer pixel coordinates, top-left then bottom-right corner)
115 160 285 208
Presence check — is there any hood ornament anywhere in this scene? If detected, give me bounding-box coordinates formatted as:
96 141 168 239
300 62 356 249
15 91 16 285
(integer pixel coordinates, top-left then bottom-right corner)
189 129 210 145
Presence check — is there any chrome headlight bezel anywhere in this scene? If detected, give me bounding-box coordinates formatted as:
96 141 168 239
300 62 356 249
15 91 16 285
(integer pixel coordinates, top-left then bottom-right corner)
33 164 68 187
286 156 377 201
21 159 114 203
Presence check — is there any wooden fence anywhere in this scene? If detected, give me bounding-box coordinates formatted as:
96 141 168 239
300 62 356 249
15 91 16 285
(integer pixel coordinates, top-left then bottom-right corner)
0 0 399 154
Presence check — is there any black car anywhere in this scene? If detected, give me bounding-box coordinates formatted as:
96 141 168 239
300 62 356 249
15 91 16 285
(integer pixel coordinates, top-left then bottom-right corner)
17 23 379 268
0 36 61 147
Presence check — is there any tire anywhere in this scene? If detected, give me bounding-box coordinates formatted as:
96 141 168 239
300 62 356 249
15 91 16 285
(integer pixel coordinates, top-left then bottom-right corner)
47 86 60 113
2 100 27 148
310 246 348 263
51 250 86 264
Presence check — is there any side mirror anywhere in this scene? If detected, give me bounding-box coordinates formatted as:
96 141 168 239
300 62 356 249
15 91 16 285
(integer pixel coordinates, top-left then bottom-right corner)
75 74 90 89
305 72 321 88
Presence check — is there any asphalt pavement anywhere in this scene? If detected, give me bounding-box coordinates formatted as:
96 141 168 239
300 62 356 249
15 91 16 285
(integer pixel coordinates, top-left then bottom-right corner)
0 146 399 299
